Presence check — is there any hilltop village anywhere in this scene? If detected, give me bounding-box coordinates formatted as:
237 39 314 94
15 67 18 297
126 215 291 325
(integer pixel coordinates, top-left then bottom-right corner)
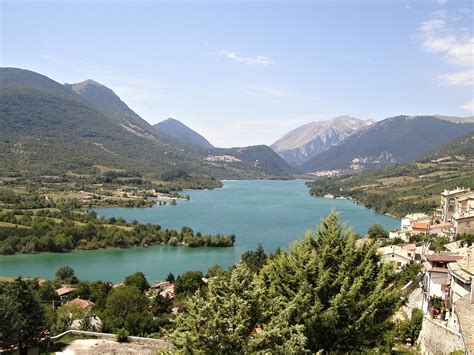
370 188 474 353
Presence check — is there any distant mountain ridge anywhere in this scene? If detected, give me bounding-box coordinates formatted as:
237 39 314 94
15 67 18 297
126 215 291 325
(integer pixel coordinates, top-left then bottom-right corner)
271 116 373 165
153 118 214 149
0 67 293 179
301 115 474 173
65 79 158 140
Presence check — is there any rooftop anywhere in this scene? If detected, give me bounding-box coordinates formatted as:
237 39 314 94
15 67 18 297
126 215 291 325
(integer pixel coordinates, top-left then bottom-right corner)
67 297 95 310
455 295 474 354
426 254 463 263
412 222 430 230
441 187 471 196
55 286 76 297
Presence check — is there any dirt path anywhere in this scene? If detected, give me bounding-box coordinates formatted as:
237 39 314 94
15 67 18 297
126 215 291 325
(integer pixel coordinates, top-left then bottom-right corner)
57 338 168 354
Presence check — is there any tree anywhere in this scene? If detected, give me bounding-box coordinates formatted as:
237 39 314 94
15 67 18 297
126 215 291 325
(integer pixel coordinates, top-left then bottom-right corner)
407 309 423 346
175 271 205 295
103 286 149 332
124 272 150 292
166 272 175 283
171 265 304 353
37 280 59 302
258 213 400 352
1 278 47 351
55 266 78 284
151 294 173 316
0 294 21 351
368 224 389 239
241 243 267 273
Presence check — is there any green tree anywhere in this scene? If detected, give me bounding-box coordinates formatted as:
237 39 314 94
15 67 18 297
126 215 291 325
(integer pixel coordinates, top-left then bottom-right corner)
172 264 305 352
1 278 47 352
55 266 78 284
175 271 205 295
0 294 21 351
165 272 175 283
123 272 150 292
103 286 149 332
368 224 389 239
151 294 173 316
258 213 400 352
241 243 267 274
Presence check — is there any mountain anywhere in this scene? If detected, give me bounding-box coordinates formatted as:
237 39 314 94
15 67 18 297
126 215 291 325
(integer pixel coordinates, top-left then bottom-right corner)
208 145 294 178
271 116 373 166
0 67 293 179
307 131 474 217
65 79 158 140
0 67 199 177
301 115 474 173
423 130 474 159
153 118 214 150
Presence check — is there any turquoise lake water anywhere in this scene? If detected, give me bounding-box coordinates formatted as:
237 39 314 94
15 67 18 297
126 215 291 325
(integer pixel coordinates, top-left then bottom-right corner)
0 180 399 283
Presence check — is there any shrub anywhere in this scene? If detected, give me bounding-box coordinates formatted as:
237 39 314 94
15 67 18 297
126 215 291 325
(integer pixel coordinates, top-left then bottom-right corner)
116 328 129 342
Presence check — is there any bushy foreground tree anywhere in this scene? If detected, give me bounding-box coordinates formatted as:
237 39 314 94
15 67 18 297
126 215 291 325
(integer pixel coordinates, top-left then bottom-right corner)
0 278 47 352
171 213 400 352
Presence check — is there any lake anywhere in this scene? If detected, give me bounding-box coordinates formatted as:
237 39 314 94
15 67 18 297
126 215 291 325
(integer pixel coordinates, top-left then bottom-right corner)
0 180 399 283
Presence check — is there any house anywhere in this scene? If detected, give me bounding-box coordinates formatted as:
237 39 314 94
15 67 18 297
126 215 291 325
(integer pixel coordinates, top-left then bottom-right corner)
379 245 413 271
401 213 432 230
452 213 474 236
421 254 463 313
447 249 474 307
55 286 76 303
428 222 452 237
66 297 95 312
441 188 471 223
411 222 430 236
440 188 474 236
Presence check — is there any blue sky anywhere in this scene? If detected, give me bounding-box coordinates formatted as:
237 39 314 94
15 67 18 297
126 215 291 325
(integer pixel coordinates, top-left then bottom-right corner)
1 0 472 147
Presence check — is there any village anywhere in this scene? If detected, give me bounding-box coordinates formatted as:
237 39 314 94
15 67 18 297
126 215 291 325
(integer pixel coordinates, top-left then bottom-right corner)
373 187 474 354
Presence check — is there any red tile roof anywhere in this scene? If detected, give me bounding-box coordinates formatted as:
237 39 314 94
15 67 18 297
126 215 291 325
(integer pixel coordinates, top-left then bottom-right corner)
412 222 430 230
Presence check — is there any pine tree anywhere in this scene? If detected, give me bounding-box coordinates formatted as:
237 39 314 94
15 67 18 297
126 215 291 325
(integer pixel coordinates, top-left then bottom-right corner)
258 213 400 352
171 265 259 352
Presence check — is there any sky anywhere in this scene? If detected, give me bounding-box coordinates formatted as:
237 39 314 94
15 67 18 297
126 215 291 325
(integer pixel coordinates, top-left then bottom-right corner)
1 0 473 147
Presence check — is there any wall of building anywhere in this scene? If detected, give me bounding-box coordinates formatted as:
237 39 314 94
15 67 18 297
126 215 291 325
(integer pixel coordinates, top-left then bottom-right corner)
455 216 474 235
418 316 465 354
429 272 448 299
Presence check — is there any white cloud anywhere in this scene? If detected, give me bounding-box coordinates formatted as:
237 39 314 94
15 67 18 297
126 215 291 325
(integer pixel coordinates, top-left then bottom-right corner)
418 15 473 89
438 70 474 86
219 50 274 65
419 19 446 33
435 0 447 4
245 85 297 98
459 98 474 113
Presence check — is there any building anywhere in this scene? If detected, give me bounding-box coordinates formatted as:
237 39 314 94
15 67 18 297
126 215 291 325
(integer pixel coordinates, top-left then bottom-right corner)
379 245 414 270
401 213 432 230
55 286 76 303
66 297 95 312
453 292 474 354
441 188 471 223
421 254 463 313
440 188 474 236
446 248 474 311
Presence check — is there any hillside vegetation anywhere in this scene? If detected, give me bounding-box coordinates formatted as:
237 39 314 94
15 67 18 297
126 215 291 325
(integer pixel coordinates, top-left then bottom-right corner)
307 131 474 217
0 68 294 181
